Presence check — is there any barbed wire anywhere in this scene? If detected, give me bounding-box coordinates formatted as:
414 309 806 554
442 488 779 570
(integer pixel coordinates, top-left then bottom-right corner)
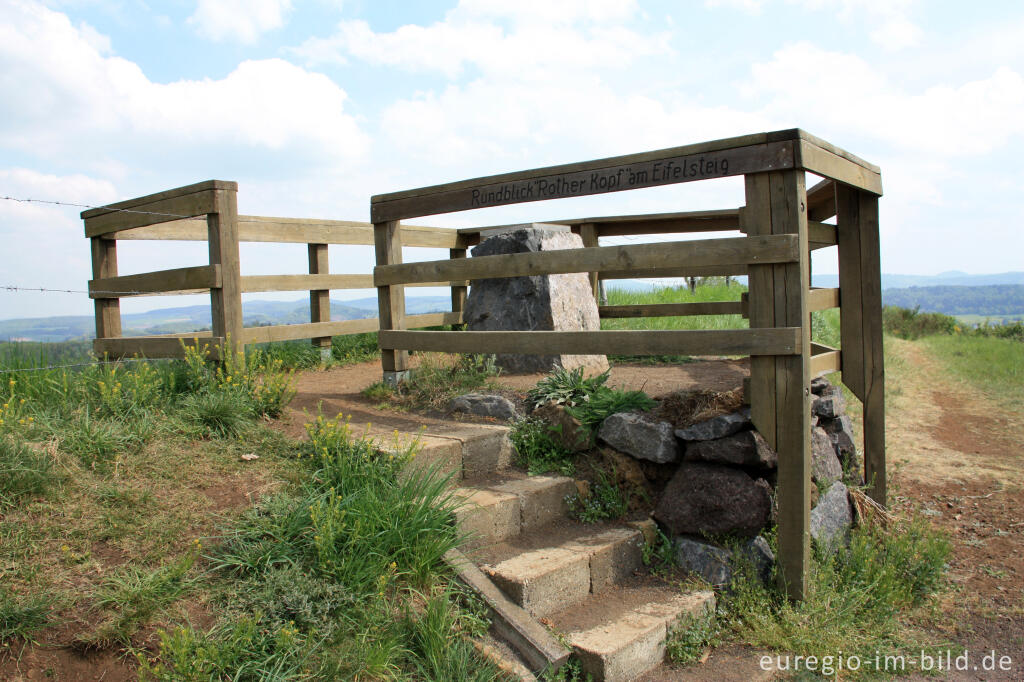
0 357 156 375
2 284 151 296
0 194 190 219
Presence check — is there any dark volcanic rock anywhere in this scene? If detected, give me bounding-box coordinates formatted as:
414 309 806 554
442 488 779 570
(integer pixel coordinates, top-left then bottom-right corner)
654 462 771 537
812 426 843 485
821 415 862 483
673 408 751 442
812 385 846 419
684 429 777 469
598 412 679 464
674 535 776 586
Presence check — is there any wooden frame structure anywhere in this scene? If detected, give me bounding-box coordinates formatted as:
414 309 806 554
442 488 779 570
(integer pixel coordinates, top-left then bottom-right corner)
81 181 466 361
371 129 885 600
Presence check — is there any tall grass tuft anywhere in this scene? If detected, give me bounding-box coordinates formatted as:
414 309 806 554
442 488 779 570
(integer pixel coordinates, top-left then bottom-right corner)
0 437 56 508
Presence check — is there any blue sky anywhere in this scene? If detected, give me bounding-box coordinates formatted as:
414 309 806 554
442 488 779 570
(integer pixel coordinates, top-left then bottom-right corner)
2 0 1023 319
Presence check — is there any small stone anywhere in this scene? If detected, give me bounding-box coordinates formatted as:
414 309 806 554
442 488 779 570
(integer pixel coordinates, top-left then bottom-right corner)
674 537 732 586
597 412 679 464
673 408 752 442
683 429 777 469
654 463 771 537
240 453 259 461
533 402 592 452
448 393 520 421
745 535 775 584
810 481 853 552
812 385 845 419
812 426 843 485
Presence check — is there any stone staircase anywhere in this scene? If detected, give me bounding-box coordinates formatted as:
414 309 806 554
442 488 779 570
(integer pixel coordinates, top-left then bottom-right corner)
418 425 715 682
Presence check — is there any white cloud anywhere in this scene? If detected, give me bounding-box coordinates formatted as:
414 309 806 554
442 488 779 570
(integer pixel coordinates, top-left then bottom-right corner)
188 0 293 43
703 0 768 14
0 1 369 170
291 0 668 78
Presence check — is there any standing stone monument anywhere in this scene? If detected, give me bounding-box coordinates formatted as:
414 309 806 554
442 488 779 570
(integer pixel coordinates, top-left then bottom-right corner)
463 224 608 374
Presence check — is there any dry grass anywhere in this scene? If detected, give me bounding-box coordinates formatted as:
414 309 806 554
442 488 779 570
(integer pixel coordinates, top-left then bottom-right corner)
654 387 745 429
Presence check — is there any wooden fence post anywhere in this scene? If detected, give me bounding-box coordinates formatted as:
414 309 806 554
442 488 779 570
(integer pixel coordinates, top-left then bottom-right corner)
450 248 468 330
375 221 408 384
207 186 243 360
837 187 886 506
91 238 122 350
579 222 600 303
745 169 812 601
308 243 332 362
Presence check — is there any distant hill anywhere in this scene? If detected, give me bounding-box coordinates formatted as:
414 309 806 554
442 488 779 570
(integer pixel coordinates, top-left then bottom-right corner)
0 296 451 343
882 285 1024 317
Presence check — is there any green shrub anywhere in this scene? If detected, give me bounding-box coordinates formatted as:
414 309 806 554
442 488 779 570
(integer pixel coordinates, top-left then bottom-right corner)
666 611 719 665
883 305 957 339
566 470 628 523
527 367 609 409
510 416 575 475
0 436 56 508
565 388 656 429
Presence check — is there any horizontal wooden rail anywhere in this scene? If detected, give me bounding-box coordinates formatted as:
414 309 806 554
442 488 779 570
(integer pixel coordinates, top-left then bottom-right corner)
599 301 745 318
807 179 836 221
378 327 801 357
95 335 223 359
808 287 840 312
599 264 748 281
375 235 798 286
111 217 464 248
89 265 221 298
808 221 838 250
240 274 467 293
810 342 841 377
241 319 378 345
82 180 235 237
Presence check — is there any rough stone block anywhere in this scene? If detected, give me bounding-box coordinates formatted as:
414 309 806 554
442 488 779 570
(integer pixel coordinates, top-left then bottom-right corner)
597 412 679 464
486 547 590 617
674 408 752 442
491 475 575 530
461 430 514 478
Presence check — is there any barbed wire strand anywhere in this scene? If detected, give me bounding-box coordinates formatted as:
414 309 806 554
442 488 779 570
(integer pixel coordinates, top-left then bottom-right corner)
2 284 148 296
1 195 190 219
0 357 156 375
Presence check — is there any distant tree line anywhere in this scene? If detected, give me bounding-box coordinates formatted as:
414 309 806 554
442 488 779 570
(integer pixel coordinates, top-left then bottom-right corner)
882 285 1024 316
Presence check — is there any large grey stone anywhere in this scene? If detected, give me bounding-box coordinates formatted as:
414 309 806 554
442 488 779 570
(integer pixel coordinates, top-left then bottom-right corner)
811 376 832 396
810 481 853 552
673 535 775 586
812 385 846 419
674 408 751 442
654 463 771 537
598 412 679 464
448 393 520 421
464 227 608 374
812 426 843 485
683 429 777 469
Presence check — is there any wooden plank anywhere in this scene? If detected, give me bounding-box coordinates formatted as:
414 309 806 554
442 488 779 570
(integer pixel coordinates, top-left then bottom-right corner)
378 327 801 356
858 192 886 507
449 248 468 329
598 301 744 318
89 265 221 298
546 208 740 230
796 140 883 196
241 274 373 293
372 140 796 221
767 169 812 602
836 186 866 401
94 335 224 359
810 343 841 377
112 216 460 248
797 130 879 173
743 175 777 451
375 220 408 374
308 243 331 351
375 235 798 286
81 180 234 236
807 287 840 312
807 221 837 248
807 179 836 221
207 188 244 356
579 223 600 300
406 311 464 328
241 318 378 345
375 130 807 204
599 264 748 280
90 237 121 340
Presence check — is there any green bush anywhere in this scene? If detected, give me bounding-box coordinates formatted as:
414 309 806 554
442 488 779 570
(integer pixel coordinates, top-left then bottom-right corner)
882 305 957 339
527 366 609 409
510 416 575 475
565 389 656 429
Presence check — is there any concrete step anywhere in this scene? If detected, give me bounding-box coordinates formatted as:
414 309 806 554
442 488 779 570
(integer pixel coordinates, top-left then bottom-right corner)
397 424 514 484
452 472 577 549
547 581 716 682
480 524 647 617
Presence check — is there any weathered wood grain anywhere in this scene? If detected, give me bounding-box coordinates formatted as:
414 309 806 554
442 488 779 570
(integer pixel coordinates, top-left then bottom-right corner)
89 265 221 298
598 301 744 318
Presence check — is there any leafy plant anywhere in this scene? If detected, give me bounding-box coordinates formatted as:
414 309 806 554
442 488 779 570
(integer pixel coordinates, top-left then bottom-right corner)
510 416 575 475
566 470 627 523
666 611 719 665
565 388 656 429
641 526 677 574
527 367 609 410
370 353 500 410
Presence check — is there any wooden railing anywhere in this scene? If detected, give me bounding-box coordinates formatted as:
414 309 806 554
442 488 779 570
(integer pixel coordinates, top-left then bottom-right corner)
82 180 467 360
370 128 885 601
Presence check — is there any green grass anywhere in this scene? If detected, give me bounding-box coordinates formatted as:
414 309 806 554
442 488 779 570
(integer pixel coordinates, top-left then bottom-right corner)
0 586 51 644
566 470 628 523
363 352 501 410
0 436 57 509
923 334 1024 407
510 416 576 476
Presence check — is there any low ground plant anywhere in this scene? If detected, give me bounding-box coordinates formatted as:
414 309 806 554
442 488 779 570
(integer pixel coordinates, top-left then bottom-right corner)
0 586 51 644
363 353 500 410
566 470 628 523
0 436 56 508
509 416 575 475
